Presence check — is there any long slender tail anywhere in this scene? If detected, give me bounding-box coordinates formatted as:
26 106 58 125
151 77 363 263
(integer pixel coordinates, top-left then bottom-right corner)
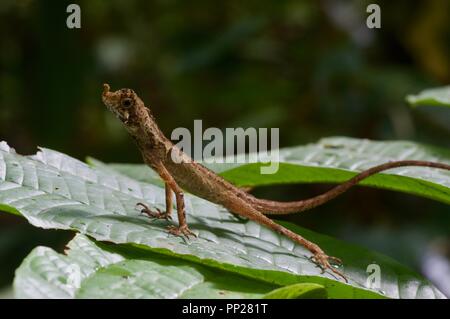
251 160 450 215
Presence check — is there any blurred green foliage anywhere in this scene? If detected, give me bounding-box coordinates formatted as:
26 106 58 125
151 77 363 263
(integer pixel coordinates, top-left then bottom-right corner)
0 0 449 293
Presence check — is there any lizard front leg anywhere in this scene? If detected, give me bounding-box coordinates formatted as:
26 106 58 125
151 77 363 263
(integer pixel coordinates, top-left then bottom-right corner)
153 162 197 238
137 183 173 221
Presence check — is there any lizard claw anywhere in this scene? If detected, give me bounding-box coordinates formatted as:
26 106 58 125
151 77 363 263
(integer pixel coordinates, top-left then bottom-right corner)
166 225 197 239
310 252 347 283
136 202 172 221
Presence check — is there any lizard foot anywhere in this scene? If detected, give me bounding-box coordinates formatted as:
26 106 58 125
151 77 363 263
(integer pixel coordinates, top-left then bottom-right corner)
310 252 348 283
136 202 172 221
166 225 197 239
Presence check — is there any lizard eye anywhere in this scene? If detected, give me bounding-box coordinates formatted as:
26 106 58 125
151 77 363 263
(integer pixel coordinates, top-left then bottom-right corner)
121 98 133 108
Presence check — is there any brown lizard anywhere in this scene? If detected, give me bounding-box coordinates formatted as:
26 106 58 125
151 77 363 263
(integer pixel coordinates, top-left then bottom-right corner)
102 83 450 282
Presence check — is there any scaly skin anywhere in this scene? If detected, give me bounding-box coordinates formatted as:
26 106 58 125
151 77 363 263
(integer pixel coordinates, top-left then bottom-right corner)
102 84 450 282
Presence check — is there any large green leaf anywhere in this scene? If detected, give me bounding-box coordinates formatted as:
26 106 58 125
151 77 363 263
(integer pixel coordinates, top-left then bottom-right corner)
15 234 289 299
407 86 450 108
14 234 123 298
104 137 450 204
0 141 445 298
263 283 327 299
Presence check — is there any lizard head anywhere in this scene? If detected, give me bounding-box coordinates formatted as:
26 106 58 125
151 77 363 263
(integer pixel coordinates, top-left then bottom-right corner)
102 83 144 126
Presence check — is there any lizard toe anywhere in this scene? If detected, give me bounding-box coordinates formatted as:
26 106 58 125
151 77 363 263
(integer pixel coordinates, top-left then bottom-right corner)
137 203 172 221
166 225 197 239
311 252 347 283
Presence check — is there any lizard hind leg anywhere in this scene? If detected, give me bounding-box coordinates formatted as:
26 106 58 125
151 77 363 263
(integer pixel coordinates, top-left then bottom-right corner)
224 198 348 282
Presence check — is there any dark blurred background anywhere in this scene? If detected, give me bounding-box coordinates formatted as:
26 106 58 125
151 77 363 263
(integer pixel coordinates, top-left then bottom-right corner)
0 0 449 297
